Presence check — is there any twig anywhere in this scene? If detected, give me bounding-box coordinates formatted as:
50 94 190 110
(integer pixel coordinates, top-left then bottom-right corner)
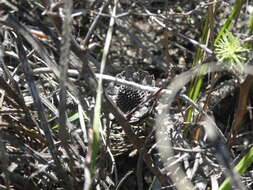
201 117 246 190
158 0 224 16
82 0 113 47
144 9 213 54
115 170 134 190
16 37 72 189
58 0 76 189
32 67 173 95
228 75 253 148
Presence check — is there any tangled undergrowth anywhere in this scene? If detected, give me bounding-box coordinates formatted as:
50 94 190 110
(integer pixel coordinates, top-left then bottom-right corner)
0 0 253 190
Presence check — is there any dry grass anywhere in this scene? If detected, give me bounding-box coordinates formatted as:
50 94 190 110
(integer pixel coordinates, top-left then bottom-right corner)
0 0 252 190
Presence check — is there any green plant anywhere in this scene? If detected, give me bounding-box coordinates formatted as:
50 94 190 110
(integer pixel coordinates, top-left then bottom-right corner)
219 146 253 190
214 31 249 71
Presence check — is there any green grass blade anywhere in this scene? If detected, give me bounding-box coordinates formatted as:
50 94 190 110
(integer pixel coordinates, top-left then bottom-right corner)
90 0 117 175
91 91 102 174
219 146 253 190
214 0 246 45
185 6 213 126
186 0 247 128
52 113 79 129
